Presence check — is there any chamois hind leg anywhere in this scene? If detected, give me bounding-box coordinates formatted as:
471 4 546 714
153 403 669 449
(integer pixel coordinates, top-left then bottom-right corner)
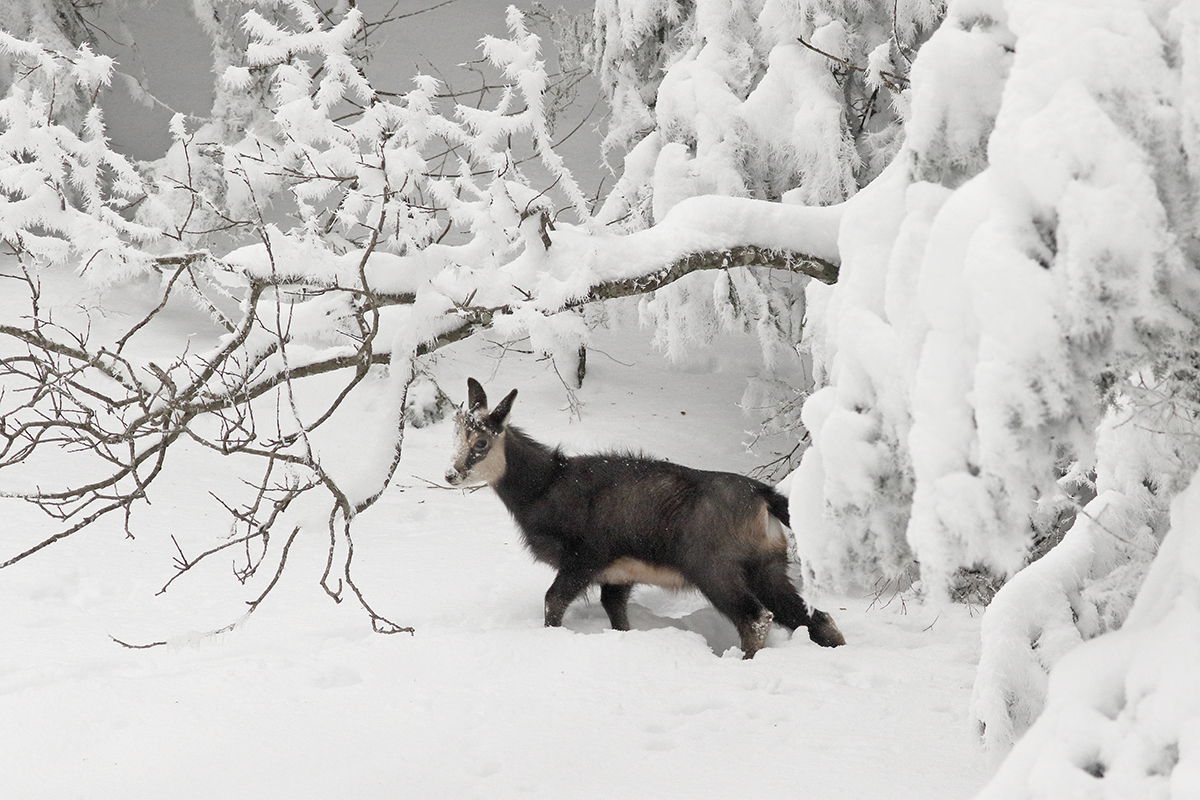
747 556 846 648
600 584 633 631
691 569 774 659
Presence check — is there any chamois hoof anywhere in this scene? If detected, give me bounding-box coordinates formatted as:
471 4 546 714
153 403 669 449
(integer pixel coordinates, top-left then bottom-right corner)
808 609 846 647
739 609 775 660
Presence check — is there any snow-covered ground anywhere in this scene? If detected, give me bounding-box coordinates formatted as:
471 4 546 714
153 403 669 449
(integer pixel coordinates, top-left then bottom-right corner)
0 320 992 798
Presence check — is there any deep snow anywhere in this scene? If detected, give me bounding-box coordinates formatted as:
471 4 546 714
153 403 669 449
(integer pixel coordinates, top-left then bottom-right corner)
0 324 992 799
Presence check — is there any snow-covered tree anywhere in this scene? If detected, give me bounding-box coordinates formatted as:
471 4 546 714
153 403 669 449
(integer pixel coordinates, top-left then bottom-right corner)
4 0 1200 793
737 0 1198 786
0 0 94 130
974 468 1200 799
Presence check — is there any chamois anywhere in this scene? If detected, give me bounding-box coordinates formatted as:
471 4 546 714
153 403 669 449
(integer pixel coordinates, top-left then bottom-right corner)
444 377 845 658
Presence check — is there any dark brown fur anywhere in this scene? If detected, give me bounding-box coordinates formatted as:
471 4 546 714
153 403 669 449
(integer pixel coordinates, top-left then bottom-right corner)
445 378 845 658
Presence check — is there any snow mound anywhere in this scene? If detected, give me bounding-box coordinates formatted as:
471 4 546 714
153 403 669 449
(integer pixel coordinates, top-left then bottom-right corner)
975 467 1200 799
970 491 1158 751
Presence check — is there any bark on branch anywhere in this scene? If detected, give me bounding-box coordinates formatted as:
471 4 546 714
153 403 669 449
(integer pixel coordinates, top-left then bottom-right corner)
581 244 839 302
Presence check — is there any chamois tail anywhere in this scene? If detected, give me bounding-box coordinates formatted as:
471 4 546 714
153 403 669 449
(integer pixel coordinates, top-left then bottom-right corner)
757 483 791 528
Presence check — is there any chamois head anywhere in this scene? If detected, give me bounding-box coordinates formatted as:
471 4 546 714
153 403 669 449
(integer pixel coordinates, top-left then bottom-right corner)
444 377 517 487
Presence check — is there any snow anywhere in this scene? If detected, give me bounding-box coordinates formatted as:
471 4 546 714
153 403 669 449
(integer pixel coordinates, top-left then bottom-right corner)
974 467 1200 799
0 308 991 798
737 41 858 206
970 490 1158 752
5 0 1200 795
904 15 1012 187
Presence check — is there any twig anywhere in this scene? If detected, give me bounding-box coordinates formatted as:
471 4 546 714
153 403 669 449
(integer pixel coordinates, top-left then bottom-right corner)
796 35 909 92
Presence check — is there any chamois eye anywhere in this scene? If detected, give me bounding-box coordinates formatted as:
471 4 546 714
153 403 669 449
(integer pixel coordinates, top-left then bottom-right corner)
472 439 489 451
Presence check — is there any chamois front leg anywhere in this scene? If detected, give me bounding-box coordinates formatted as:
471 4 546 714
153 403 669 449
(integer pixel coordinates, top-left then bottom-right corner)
543 567 597 628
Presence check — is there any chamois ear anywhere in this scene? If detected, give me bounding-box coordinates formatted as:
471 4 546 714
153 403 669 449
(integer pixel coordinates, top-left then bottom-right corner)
466 377 487 411
489 388 518 427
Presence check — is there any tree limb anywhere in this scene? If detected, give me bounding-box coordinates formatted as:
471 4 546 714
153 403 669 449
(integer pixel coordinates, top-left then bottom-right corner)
581 244 839 301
